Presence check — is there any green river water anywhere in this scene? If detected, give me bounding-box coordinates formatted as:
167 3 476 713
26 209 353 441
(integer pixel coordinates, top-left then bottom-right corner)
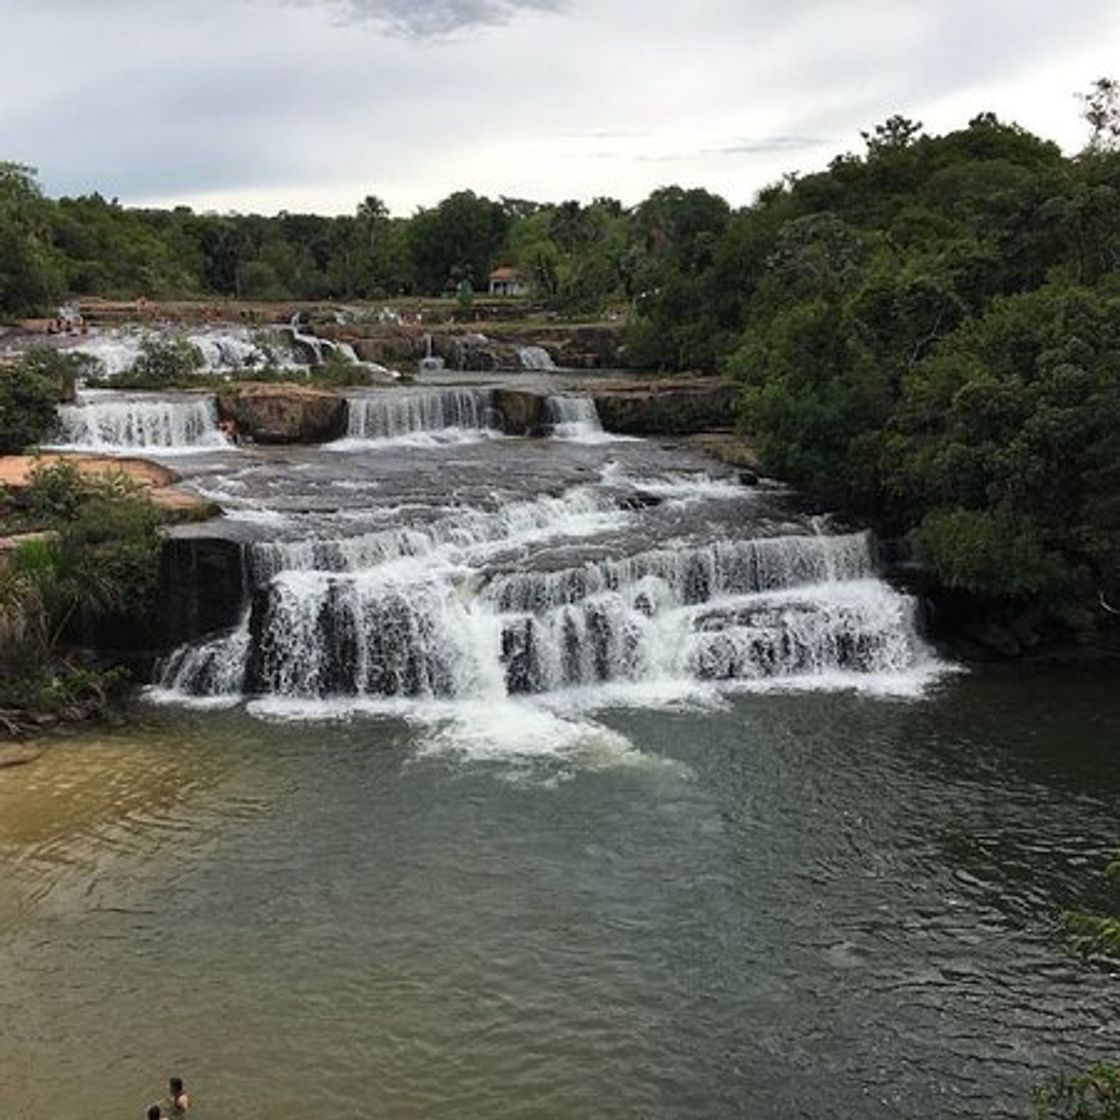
0 664 1117 1119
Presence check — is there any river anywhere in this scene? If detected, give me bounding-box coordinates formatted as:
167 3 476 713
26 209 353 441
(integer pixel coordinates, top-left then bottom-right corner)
1 670 1117 1118
2 384 1117 1117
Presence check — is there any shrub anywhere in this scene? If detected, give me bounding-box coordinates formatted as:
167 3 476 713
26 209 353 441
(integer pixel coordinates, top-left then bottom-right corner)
127 335 204 385
0 356 59 453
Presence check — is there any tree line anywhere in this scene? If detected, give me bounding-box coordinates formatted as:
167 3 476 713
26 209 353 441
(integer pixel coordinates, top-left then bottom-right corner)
4 81 1120 647
0 165 684 313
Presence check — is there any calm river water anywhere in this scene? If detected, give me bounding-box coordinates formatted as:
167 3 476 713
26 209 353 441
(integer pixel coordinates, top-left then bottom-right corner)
0 665 1117 1119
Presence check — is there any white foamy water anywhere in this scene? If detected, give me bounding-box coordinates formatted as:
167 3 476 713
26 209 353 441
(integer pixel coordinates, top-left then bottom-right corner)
331 389 501 449
547 395 635 444
52 394 230 453
65 327 296 378
518 345 555 371
154 469 943 733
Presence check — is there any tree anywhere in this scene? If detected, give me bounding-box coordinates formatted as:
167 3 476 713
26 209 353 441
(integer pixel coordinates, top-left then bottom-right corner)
861 115 924 156
0 351 61 453
1079 77 1120 153
0 163 62 316
407 191 509 294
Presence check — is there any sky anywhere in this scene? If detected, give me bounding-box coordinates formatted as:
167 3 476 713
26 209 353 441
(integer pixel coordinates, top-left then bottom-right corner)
1 0 1118 217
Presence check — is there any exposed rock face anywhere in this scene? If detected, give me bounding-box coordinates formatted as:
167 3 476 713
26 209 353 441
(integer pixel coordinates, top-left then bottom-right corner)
160 533 248 645
217 383 347 444
320 322 626 372
588 378 738 435
491 388 549 435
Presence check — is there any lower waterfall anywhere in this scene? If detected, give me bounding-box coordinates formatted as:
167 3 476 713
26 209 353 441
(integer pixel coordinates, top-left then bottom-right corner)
154 473 936 708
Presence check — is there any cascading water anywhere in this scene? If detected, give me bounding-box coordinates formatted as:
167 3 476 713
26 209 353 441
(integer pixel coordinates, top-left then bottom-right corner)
53 393 229 453
336 389 500 446
154 467 937 706
419 333 445 374
66 327 290 378
518 345 555 371
546 394 609 441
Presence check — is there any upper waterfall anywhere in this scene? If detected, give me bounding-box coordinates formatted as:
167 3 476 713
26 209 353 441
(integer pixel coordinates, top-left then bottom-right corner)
518 345 555 371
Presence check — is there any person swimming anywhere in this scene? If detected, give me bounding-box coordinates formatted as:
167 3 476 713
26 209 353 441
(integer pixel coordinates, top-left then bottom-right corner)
163 1076 190 1114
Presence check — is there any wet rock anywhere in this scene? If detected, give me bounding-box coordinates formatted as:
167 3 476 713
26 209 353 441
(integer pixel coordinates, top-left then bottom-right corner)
589 378 739 435
160 534 249 645
217 383 346 444
491 388 549 435
0 743 44 767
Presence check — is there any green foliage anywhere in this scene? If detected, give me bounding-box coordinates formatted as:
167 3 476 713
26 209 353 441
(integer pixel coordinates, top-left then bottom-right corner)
0 162 63 316
1035 1064 1120 1119
1062 854 1120 961
1033 856 1120 1119
0 461 161 715
1080 78 1120 154
24 458 87 520
130 335 204 383
0 353 61 452
1063 910 1120 960
407 190 509 295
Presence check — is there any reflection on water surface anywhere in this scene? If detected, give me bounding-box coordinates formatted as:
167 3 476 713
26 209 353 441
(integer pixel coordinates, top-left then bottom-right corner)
0 667 1117 1119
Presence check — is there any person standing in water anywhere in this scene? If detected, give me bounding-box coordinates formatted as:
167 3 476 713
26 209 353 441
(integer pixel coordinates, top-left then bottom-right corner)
163 1076 190 1114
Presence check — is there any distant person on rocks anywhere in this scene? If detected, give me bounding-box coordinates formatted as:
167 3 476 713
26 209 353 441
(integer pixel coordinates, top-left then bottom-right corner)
163 1076 190 1114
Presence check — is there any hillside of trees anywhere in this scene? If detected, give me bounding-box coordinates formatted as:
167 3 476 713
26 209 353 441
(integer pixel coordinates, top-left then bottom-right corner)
3 81 1120 651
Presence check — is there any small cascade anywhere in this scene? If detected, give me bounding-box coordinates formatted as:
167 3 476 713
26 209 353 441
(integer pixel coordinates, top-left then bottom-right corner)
546 394 605 441
54 394 229 453
191 333 270 371
285 313 352 367
518 345 555 371
340 389 499 444
419 333 445 375
67 328 286 378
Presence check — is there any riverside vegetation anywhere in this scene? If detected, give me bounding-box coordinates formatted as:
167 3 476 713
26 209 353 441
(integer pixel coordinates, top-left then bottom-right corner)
0 86 1118 1117
5 84 1120 652
0 458 161 733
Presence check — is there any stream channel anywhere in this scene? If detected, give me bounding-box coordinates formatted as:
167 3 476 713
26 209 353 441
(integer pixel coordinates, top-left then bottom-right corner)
1 377 1117 1118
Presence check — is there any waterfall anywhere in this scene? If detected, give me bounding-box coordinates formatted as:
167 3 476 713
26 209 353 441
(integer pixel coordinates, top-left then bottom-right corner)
54 394 229 453
419 333 446 374
518 345 555 371
546 394 606 441
155 505 933 703
338 389 499 445
67 327 289 378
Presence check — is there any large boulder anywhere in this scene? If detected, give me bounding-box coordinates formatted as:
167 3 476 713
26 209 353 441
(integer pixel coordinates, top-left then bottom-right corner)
589 378 738 435
491 388 549 435
217 382 346 444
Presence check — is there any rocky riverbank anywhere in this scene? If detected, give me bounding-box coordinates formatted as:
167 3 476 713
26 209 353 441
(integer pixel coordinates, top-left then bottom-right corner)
0 454 217 520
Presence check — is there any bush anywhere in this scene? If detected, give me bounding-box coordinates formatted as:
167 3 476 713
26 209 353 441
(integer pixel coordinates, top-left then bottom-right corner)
0 461 161 698
1035 1064 1120 1119
0 356 60 453
126 335 204 385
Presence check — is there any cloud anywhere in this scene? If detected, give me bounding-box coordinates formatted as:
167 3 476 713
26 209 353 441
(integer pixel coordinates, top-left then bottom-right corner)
292 0 569 37
632 137 829 163
705 137 828 156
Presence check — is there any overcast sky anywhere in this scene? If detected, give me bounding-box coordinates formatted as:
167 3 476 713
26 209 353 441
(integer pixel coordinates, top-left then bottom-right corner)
2 0 1117 216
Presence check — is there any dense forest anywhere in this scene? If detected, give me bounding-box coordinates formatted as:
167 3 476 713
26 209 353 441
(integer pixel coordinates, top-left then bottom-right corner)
3 80 1120 651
